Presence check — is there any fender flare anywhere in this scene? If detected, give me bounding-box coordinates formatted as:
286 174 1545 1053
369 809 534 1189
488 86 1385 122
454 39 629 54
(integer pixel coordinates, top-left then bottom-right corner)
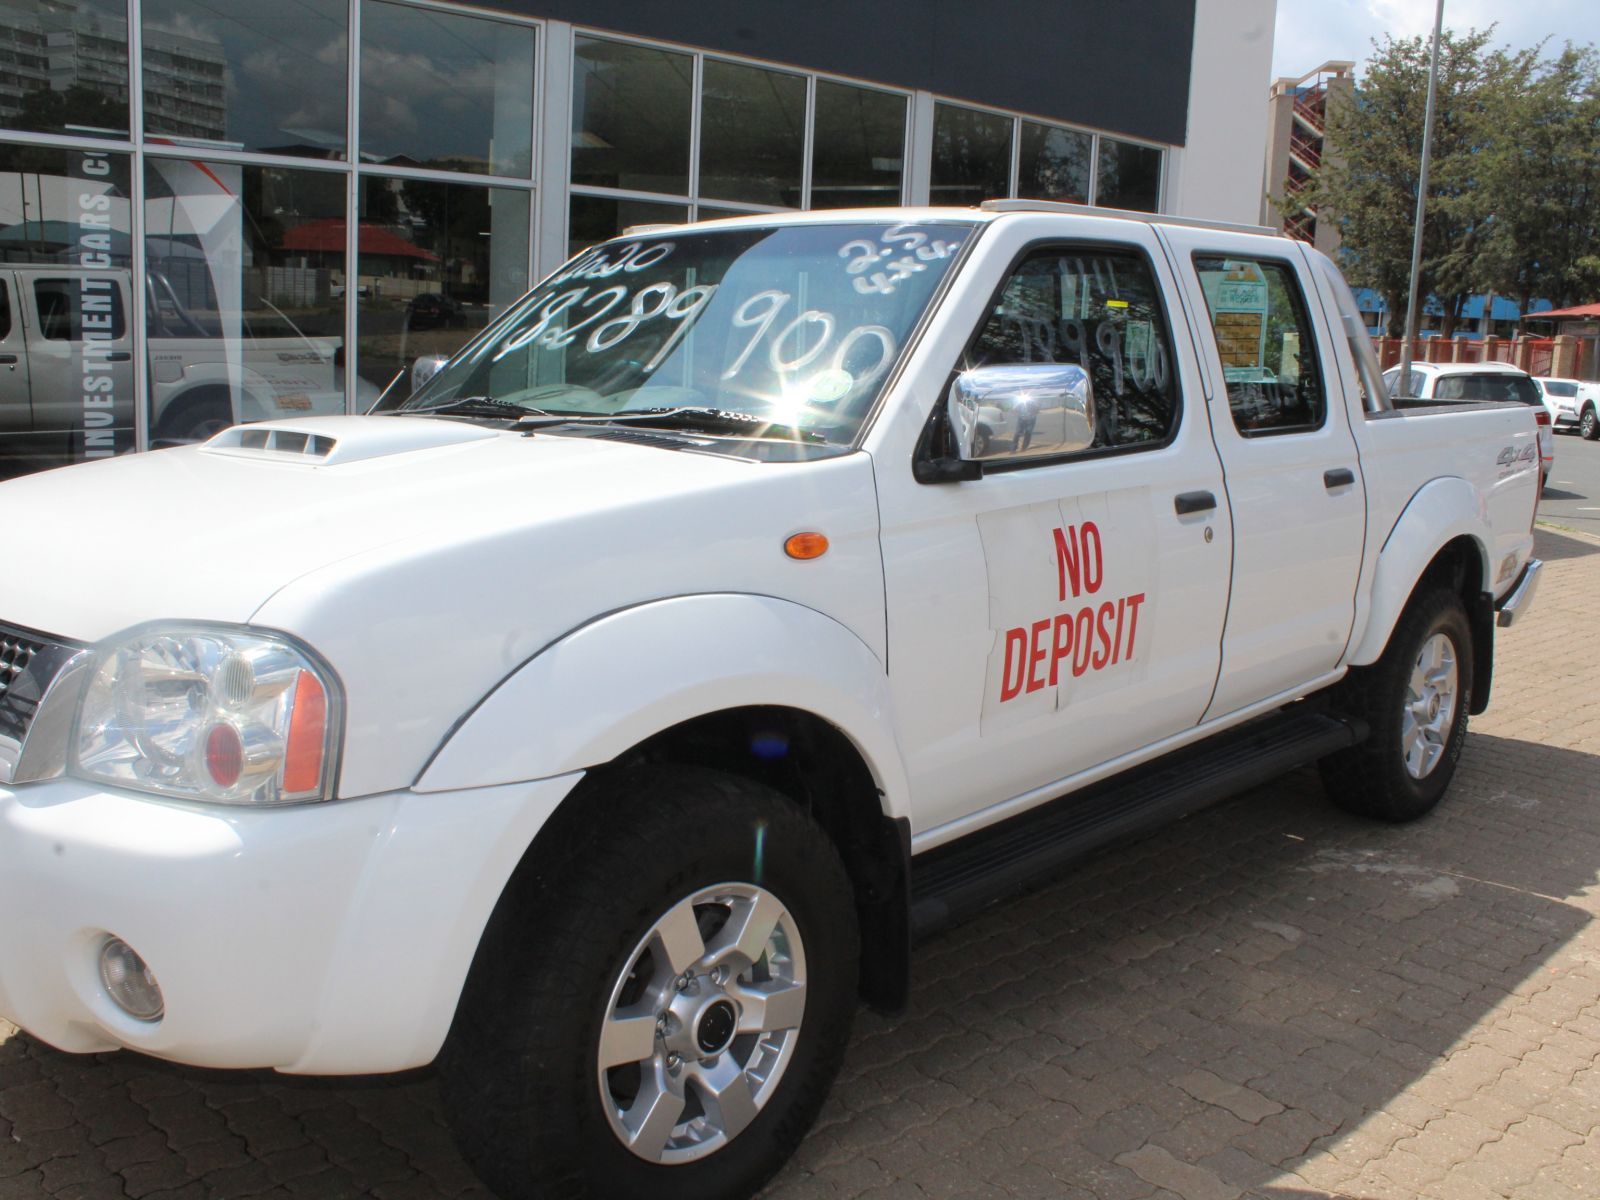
415 593 912 822
1346 476 1492 668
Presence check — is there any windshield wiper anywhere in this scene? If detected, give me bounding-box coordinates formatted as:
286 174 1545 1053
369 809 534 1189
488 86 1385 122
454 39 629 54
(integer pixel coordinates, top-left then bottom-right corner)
515 406 825 443
412 395 554 420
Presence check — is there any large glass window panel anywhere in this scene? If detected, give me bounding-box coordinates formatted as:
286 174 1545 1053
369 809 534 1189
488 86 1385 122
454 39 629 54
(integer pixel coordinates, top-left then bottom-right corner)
811 81 904 209
698 59 803 207
1095 138 1163 212
571 37 690 196
1018 122 1090 204
568 194 686 257
0 143 132 478
143 159 345 444
142 0 348 157
931 104 1011 207
355 176 529 401
359 2 534 178
0 0 129 137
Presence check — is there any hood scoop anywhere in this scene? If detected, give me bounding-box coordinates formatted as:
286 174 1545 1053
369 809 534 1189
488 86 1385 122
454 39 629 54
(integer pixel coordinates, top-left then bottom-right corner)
201 415 499 466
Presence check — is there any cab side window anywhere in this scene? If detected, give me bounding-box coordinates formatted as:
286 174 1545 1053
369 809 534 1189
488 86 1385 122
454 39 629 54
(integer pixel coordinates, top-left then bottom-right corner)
965 247 1179 453
0 280 10 340
1193 255 1325 434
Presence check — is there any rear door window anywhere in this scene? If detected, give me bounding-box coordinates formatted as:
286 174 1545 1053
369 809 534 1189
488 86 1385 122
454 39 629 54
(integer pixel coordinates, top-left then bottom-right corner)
33 278 127 341
1193 255 1326 435
1433 373 1540 404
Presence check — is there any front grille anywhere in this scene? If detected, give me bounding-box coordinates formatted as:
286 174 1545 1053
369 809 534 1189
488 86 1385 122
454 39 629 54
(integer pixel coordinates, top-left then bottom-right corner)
0 623 79 750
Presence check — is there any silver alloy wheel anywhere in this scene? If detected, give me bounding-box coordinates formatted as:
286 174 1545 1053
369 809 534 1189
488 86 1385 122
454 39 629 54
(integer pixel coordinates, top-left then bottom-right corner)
1402 632 1459 779
597 882 807 1165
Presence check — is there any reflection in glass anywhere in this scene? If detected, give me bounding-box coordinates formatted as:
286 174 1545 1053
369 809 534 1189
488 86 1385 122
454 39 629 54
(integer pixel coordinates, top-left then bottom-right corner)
0 0 129 137
1018 122 1090 204
699 59 804 207
0 143 132 477
569 194 686 257
355 177 530 398
571 37 691 195
695 206 761 222
360 1 534 178
143 0 348 157
931 104 1011 207
143 159 345 444
1095 138 1163 212
811 81 905 209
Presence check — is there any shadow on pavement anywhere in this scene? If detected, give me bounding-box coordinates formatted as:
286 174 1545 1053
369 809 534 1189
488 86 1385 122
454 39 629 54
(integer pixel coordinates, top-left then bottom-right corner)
1532 525 1600 561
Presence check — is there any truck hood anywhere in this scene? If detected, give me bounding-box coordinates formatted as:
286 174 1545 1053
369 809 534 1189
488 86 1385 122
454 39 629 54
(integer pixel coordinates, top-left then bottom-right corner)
3 416 887 798
3 416 764 641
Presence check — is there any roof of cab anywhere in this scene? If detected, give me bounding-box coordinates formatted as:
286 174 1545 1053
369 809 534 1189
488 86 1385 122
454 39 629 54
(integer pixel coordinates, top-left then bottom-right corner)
622 200 1283 241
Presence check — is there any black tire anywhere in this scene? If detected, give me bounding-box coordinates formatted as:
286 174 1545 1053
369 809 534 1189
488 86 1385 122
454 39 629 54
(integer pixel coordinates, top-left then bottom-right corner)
1581 405 1599 441
440 765 859 1200
1319 588 1473 822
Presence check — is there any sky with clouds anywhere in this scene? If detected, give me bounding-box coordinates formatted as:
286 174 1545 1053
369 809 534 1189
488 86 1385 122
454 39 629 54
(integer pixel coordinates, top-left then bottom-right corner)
1272 0 1598 79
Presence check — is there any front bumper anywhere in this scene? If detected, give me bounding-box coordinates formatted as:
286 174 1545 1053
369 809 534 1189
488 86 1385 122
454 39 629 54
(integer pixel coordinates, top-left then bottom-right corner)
1496 558 1543 628
0 772 580 1074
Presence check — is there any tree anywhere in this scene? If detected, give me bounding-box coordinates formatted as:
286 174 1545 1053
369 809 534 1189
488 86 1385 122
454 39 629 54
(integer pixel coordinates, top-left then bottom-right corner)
1296 28 1600 335
1476 45 1600 312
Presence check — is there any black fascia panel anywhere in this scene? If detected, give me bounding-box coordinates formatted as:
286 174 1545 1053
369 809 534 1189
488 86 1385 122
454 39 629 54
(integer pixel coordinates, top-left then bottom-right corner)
491 0 1195 146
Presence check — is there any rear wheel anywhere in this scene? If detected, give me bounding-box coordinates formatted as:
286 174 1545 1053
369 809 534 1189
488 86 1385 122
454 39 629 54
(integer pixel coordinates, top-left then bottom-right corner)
440 765 859 1200
1320 588 1472 822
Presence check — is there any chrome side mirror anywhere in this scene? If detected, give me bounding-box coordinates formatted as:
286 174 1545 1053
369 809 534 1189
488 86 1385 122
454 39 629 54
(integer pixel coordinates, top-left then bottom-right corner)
946 363 1096 462
410 354 450 395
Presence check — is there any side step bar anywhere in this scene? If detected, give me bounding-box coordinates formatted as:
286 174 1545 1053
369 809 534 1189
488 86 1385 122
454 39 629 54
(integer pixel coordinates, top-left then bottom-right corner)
909 708 1367 939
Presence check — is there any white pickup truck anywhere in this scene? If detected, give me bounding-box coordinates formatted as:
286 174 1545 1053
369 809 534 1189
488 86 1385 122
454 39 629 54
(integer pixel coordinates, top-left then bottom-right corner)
0 204 1543 1200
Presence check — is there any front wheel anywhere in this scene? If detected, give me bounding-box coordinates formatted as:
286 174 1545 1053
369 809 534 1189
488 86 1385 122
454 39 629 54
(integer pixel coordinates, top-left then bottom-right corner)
1319 588 1473 822
1581 406 1599 440
440 766 859 1200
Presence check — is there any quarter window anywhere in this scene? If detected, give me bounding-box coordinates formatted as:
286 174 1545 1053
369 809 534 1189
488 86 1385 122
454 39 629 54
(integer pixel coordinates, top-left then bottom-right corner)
965 247 1179 455
1193 255 1325 435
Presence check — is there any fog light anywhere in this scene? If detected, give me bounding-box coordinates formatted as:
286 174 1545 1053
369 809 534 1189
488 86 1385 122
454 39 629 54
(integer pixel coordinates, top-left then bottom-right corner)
98 937 164 1021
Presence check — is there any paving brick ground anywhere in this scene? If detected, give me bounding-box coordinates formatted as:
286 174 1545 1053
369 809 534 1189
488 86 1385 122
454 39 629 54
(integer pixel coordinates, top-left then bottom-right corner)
4 525 1599 1200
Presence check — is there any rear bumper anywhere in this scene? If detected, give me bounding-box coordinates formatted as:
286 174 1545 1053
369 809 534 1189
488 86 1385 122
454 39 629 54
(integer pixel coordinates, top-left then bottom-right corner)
1496 558 1543 628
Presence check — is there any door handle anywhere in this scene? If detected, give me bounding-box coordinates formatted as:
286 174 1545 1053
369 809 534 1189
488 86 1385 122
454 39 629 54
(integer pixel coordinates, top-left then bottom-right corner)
106 351 132 362
0 353 15 365
1174 490 1217 515
1324 467 1356 489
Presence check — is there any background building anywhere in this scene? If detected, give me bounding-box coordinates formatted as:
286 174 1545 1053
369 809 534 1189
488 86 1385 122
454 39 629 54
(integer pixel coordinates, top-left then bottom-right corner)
1261 59 1352 251
0 0 1275 476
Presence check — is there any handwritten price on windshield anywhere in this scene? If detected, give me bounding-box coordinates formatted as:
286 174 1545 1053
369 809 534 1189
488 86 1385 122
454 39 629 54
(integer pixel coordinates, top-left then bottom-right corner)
839 225 961 295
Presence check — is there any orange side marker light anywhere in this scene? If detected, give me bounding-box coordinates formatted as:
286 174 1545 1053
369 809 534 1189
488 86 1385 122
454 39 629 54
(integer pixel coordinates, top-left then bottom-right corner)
784 532 829 560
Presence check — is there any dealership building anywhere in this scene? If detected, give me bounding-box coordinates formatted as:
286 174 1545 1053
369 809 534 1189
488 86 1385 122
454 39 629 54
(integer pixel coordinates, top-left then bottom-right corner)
0 0 1274 474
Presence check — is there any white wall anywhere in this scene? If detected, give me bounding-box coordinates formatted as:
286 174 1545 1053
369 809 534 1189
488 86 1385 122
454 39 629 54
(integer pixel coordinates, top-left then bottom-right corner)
1166 0 1277 225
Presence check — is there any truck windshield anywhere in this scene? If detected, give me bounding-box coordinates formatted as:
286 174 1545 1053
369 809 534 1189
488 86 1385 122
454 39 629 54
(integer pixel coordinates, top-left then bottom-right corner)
397 221 972 444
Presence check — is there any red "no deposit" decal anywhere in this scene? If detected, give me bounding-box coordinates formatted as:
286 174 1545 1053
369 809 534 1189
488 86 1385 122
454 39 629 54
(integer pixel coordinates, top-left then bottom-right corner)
998 521 1146 702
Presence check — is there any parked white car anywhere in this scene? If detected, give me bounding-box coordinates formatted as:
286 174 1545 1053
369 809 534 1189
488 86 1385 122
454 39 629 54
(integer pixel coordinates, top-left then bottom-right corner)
1383 359 1554 485
1533 375 1600 440
0 204 1543 1200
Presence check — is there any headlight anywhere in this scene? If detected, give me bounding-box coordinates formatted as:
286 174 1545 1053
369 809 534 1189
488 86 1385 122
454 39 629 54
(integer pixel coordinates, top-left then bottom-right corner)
73 625 340 804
